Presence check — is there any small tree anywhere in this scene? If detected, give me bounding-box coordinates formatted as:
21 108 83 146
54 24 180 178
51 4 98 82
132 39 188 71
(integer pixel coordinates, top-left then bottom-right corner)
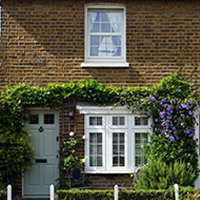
135 157 196 189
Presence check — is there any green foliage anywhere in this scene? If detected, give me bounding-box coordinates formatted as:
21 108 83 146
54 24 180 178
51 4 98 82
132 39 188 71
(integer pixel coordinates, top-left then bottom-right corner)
135 157 196 190
144 133 199 183
0 74 199 190
0 183 7 200
0 129 34 186
184 187 200 200
55 186 193 200
58 132 85 188
59 133 83 170
55 189 113 200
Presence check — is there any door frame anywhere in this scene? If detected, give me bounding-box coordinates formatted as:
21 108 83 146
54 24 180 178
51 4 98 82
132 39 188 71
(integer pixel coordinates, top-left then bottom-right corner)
22 107 59 197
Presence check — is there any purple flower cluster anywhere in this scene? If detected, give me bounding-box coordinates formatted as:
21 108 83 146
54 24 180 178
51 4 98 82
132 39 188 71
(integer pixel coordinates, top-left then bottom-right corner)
148 96 197 142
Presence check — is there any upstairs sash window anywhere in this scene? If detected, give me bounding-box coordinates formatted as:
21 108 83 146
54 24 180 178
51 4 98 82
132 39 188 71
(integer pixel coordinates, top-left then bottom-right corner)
81 5 129 67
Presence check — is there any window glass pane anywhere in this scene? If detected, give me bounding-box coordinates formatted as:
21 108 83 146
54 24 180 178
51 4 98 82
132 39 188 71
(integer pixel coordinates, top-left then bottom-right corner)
90 47 99 56
44 114 54 124
101 12 121 33
91 36 100 45
101 23 111 33
112 132 125 167
119 117 125 125
90 23 100 32
97 117 102 125
101 12 110 22
112 36 121 46
142 117 148 125
29 114 39 124
90 12 100 22
135 117 148 126
113 117 118 125
112 116 125 126
89 117 102 126
112 23 121 33
89 132 103 167
135 133 148 166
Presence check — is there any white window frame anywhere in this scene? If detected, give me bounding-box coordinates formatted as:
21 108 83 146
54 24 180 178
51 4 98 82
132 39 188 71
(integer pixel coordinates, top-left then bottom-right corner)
107 127 128 171
81 4 129 67
77 105 152 173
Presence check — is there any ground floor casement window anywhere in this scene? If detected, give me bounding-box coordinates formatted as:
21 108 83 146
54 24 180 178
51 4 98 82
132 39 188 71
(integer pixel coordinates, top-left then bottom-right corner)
77 104 152 173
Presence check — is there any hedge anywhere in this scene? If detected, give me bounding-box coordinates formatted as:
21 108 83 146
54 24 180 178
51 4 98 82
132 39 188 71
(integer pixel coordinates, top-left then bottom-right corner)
55 186 193 200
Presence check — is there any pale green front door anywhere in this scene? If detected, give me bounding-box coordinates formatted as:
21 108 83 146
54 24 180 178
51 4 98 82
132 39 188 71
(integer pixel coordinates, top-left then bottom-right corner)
24 110 59 197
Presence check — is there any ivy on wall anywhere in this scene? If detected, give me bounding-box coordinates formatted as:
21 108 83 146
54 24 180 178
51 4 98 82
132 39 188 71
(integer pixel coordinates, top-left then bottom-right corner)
0 74 199 187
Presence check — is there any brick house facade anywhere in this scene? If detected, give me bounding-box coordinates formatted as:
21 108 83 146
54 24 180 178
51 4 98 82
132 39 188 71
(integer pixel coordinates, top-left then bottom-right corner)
1 0 200 198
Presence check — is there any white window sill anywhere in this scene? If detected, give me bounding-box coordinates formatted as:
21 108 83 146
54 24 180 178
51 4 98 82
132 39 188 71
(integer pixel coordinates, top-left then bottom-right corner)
81 62 129 67
85 170 133 174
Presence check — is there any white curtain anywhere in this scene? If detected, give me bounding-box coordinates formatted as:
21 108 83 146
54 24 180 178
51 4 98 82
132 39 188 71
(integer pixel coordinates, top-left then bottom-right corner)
90 12 121 57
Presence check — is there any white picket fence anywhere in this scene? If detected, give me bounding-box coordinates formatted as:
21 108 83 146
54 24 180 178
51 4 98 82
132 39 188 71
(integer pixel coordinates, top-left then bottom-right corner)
6 183 179 200
114 184 179 200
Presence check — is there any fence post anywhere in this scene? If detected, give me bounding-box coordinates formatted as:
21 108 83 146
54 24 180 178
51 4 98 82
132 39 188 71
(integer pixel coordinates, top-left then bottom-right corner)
7 185 12 200
174 184 179 200
50 184 54 200
114 185 118 200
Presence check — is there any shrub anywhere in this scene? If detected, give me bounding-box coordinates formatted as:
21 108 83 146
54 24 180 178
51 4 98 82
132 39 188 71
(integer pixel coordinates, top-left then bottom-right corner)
55 187 193 200
0 129 34 187
135 157 196 190
144 133 199 183
0 183 8 200
55 189 113 200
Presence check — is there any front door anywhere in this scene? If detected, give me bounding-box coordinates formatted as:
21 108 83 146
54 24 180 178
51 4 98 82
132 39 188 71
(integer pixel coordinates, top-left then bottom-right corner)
23 110 59 197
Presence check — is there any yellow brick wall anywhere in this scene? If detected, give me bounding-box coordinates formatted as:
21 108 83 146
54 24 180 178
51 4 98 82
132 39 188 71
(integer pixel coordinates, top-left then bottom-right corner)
1 0 200 91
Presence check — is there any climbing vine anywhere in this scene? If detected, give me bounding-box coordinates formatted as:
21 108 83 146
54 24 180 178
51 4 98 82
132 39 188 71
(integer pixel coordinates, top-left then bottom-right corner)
0 74 199 187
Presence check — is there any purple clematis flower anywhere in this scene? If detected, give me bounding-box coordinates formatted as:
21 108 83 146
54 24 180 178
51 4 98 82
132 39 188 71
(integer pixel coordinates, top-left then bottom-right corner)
173 100 177 104
163 99 168 103
186 106 190 110
181 104 187 109
189 133 194 137
186 130 190 134
149 96 156 101
176 136 179 140
172 127 176 131
189 110 193 116
181 114 185 119
189 101 192 104
160 111 166 119
165 134 169 138
161 129 166 134
170 136 175 141
151 124 155 128
166 105 172 112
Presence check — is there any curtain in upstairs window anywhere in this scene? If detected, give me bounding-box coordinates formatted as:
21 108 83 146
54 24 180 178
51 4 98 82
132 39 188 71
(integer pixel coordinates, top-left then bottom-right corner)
90 11 122 57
